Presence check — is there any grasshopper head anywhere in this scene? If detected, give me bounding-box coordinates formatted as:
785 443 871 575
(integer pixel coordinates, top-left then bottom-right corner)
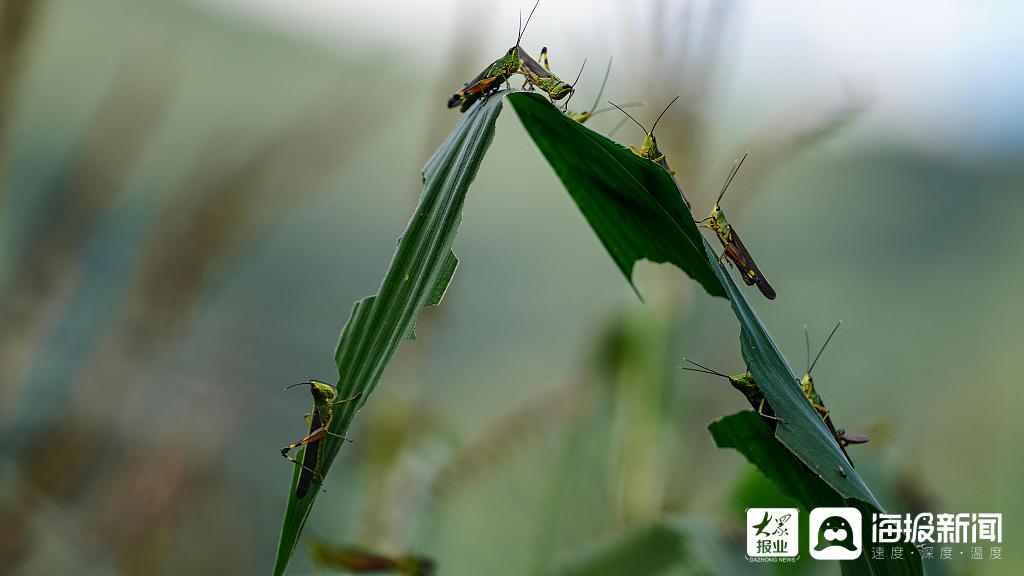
730 372 767 409
798 368 823 409
708 202 728 236
799 372 815 397
540 78 574 101
286 379 338 405
638 132 658 160
729 372 757 392
571 111 590 123
496 47 521 78
308 380 338 403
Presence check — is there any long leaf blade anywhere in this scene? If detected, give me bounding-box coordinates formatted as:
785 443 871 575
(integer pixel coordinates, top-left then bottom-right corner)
273 94 504 575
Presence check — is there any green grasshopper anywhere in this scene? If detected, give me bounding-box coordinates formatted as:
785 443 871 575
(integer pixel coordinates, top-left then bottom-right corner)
607 95 680 174
280 380 358 498
800 321 869 458
566 58 644 124
518 46 581 105
696 152 776 300
447 0 541 112
307 540 435 576
680 359 780 425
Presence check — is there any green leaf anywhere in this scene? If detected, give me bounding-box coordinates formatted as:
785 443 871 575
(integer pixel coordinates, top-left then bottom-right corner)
507 92 725 299
272 94 504 576
710 411 847 510
710 411 925 576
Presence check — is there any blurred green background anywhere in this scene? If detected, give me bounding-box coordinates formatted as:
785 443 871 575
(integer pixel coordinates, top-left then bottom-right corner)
1 0 1021 574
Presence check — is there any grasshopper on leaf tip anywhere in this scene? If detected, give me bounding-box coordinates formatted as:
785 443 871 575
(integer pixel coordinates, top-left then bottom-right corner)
280 379 358 498
447 0 542 112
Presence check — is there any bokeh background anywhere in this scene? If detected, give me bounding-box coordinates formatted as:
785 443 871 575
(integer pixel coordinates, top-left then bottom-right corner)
1 0 1021 574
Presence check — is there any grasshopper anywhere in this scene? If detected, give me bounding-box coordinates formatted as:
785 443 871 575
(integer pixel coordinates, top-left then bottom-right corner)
566 58 644 124
518 46 581 105
680 359 780 425
280 380 358 498
800 321 869 463
696 152 776 300
447 0 541 112
307 540 435 576
800 321 842 421
607 95 680 174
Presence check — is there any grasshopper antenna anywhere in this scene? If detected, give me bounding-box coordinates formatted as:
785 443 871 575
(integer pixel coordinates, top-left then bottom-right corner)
284 380 335 391
716 150 749 205
607 100 646 134
679 358 730 379
572 59 587 87
804 324 812 375
518 0 541 47
562 58 587 111
589 102 644 116
808 320 842 376
586 58 613 115
649 94 680 135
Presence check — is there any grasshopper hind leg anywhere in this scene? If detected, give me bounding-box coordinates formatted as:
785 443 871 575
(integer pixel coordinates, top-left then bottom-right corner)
280 443 327 493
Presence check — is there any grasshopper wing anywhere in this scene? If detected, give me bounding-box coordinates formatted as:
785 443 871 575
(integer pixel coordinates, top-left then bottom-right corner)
725 229 776 299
